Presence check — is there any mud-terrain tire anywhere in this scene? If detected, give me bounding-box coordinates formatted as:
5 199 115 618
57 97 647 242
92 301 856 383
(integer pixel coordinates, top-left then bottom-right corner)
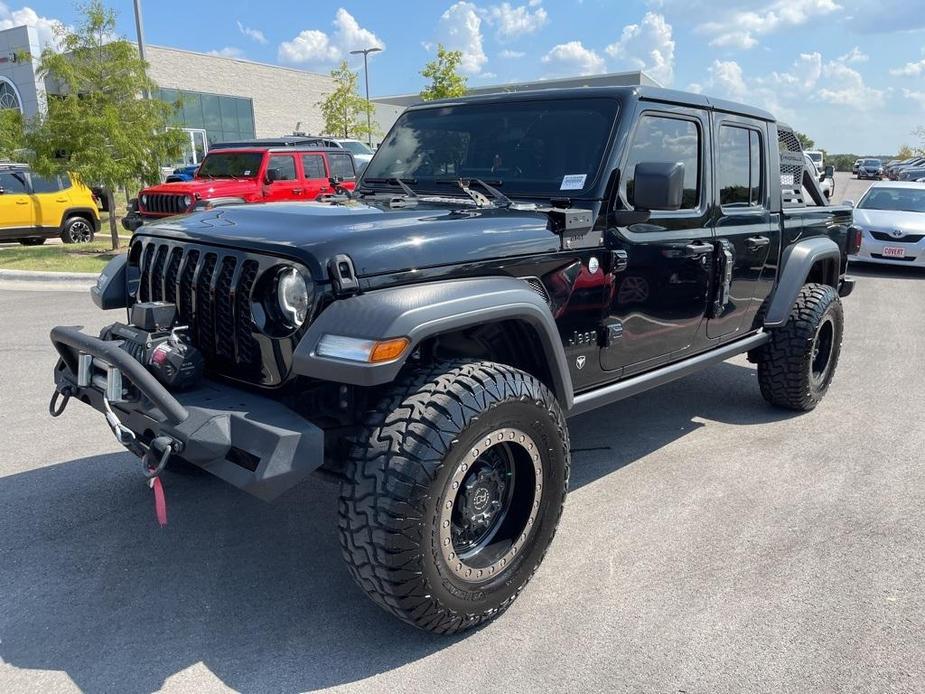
338 360 570 634
60 216 94 244
756 283 843 411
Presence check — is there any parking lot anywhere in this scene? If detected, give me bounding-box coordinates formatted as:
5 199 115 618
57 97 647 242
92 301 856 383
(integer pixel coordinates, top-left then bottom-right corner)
0 172 923 692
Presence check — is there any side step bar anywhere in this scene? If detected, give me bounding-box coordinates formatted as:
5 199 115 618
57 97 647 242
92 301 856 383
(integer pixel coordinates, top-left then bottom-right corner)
569 332 771 417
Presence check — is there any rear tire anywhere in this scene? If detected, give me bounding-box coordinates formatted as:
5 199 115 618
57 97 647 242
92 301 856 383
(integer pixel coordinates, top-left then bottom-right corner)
338 360 570 634
756 283 843 411
18 238 46 246
61 216 95 244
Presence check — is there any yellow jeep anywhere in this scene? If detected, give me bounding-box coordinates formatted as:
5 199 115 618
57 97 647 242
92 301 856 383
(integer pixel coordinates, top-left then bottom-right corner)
0 163 101 245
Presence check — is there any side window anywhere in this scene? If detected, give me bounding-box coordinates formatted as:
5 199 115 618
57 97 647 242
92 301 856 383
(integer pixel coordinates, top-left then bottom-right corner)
328 153 356 179
718 124 764 208
31 174 68 194
267 155 297 181
623 115 700 210
301 155 326 180
0 171 29 193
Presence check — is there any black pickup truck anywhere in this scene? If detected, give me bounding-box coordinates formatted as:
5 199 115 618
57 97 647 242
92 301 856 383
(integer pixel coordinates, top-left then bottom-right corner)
49 86 858 634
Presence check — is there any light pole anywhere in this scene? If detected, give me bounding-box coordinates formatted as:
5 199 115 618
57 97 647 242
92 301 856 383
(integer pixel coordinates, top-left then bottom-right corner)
349 46 382 148
133 0 149 98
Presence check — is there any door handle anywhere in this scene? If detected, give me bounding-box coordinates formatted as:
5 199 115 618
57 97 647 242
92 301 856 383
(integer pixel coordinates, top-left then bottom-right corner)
55 197 68 203
683 241 714 257
293 188 303 194
16 200 29 205
746 236 770 250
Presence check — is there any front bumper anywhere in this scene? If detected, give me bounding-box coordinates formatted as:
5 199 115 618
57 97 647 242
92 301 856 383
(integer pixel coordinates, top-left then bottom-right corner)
849 230 925 267
50 325 325 501
121 210 144 232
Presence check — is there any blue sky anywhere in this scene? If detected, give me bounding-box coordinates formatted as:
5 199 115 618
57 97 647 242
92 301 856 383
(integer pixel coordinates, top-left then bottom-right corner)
2 0 924 154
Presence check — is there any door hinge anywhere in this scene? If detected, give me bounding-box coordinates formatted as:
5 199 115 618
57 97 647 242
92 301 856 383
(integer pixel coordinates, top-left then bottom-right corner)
611 249 628 273
709 240 734 318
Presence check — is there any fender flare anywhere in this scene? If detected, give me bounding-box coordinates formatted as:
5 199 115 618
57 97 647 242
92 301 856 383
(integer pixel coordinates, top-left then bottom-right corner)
764 236 841 328
62 207 101 232
293 276 574 408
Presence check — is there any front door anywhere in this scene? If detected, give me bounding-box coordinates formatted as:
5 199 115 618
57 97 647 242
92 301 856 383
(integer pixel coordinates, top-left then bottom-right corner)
706 117 777 339
0 170 34 236
262 154 302 201
600 108 715 376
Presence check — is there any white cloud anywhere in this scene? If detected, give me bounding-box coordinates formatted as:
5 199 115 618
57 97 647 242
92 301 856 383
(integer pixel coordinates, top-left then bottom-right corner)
901 89 925 108
817 60 884 109
484 1 548 40
278 9 384 66
838 46 868 64
605 12 675 85
208 46 245 59
541 41 606 76
499 49 525 59
433 2 487 75
890 58 925 77
236 20 267 45
709 59 748 98
697 0 841 51
0 3 66 51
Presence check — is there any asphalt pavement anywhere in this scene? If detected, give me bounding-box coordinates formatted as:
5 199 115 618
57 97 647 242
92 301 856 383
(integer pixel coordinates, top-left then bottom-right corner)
2 178 924 693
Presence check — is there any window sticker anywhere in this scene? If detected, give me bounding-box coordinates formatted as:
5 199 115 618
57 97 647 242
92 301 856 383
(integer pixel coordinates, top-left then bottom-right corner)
244 170 252 176
560 174 587 190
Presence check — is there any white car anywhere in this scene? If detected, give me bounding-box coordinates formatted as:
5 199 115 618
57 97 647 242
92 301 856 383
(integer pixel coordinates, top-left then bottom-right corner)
848 182 925 267
331 139 374 169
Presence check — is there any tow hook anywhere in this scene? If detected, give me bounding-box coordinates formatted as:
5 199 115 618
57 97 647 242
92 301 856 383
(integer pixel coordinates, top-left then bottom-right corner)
48 386 74 417
141 436 178 528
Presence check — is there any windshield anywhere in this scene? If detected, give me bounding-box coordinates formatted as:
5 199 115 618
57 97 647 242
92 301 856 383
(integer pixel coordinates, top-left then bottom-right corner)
362 98 619 196
858 187 925 213
808 152 823 162
862 159 881 166
339 141 372 155
197 152 263 179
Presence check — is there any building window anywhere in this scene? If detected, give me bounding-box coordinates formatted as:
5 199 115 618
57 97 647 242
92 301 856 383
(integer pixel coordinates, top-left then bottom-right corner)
157 88 256 147
0 78 22 111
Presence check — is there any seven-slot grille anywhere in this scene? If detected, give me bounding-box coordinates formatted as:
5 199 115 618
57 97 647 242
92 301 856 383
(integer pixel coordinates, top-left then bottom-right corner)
133 239 265 382
140 193 190 216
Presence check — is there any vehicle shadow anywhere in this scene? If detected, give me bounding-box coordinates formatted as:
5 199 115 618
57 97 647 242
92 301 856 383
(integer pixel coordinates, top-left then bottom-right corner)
849 263 925 280
0 361 793 691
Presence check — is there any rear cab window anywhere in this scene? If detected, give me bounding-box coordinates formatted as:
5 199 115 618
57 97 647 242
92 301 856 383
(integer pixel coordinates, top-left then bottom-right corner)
717 124 764 208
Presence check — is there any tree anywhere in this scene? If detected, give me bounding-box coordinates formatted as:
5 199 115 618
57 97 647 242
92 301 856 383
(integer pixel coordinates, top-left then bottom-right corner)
25 1 183 249
0 109 24 159
913 127 925 156
896 144 914 159
318 60 375 141
420 44 467 101
794 131 815 150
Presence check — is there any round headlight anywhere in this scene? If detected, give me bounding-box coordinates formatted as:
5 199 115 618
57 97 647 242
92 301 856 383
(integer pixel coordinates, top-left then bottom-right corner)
140 194 148 206
183 194 193 208
276 267 310 328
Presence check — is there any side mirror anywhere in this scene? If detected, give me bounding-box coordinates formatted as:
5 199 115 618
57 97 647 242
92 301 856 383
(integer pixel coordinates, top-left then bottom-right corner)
328 176 344 186
824 165 835 179
841 199 855 208
632 161 685 211
264 168 281 184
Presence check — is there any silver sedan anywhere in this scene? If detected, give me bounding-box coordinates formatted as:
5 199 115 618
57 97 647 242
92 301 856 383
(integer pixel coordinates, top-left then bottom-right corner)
849 182 925 267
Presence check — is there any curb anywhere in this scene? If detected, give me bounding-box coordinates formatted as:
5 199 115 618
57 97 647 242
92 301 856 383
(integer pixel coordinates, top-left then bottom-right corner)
0 268 97 285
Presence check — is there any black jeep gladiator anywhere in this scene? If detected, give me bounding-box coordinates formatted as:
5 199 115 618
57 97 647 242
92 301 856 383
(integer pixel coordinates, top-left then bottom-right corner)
49 86 858 634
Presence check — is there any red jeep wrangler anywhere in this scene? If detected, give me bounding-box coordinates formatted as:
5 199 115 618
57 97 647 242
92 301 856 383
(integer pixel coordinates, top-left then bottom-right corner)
123 146 356 231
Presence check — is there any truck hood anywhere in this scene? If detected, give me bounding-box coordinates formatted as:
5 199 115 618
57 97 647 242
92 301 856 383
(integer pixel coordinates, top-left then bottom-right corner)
854 208 925 235
142 178 256 198
140 200 562 280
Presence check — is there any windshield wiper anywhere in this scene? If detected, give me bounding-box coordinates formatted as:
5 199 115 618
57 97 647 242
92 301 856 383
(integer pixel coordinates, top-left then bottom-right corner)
362 177 419 198
435 178 512 208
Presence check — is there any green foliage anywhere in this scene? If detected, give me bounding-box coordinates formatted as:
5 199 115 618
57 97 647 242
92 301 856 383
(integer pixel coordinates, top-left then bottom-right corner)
420 44 467 101
794 131 815 150
914 127 925 156
25 1 183 248
896 144 915 159
0 108 24 159
318 60 376 140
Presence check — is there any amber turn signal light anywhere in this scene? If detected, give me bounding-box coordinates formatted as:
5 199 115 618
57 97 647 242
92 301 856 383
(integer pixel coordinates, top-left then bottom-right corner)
370 337 410 363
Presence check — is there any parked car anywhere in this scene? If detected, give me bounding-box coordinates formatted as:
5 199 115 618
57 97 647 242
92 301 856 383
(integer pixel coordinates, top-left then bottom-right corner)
330 139 374 169
857 158 884 180
898 166 925 182
0 162 100 245
886 157 925 180
164 165 199 183
848 182 925 266
805 149 824 173
122 146 358 230
852 159 863 176
806 153 835 198
52 86 856 634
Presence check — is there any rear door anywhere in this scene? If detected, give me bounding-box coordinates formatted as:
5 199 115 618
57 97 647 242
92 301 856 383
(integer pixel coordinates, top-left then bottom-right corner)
262 154 301 201
706 116 778 339
0 170 34 236
600 106 715 376
327 151 357 192
29 173 71 231
300 154 329 199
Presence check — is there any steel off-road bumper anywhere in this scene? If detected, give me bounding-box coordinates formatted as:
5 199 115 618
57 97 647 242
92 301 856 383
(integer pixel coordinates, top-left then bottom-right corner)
50 325 325 501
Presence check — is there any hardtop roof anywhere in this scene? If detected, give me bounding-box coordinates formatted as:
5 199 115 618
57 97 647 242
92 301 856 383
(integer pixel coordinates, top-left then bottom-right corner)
407 85 776 123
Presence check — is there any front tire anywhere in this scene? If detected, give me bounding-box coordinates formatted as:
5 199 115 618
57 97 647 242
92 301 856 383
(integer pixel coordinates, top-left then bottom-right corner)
338 360 570 634
61 217 95 244
756 283 843 411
